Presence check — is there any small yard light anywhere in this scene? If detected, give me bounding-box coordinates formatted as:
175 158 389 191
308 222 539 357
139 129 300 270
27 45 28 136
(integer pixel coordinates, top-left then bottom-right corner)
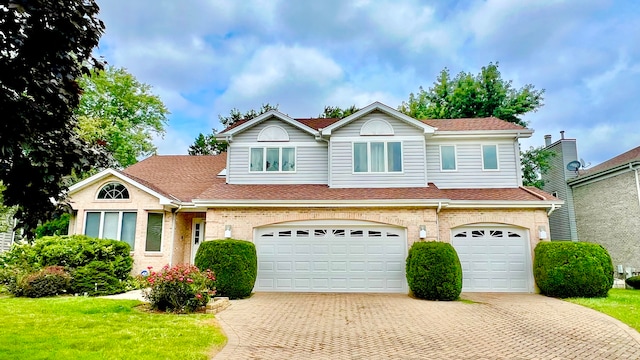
419 225 427 239
538 226 547 239
224 225 232 238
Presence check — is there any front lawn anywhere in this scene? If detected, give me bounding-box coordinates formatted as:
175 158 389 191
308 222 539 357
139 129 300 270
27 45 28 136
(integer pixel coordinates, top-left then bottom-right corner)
0 296 226 360
567 288 640 331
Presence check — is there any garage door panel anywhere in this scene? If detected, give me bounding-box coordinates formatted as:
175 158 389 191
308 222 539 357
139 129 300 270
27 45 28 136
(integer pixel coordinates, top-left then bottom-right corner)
452 227 531 293
256 225 407 293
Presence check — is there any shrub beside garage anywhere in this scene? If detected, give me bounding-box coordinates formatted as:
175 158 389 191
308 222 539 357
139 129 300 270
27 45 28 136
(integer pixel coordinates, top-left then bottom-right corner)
406 241 462 301
534 241 613 298
195 239 257 299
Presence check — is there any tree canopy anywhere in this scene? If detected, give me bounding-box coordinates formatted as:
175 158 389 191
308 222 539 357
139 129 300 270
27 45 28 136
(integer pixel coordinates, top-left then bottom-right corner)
76 66 169 168
521 146 555 189
399 63 544 126
0 1 107 238
319 105 359 119
218 103 279 128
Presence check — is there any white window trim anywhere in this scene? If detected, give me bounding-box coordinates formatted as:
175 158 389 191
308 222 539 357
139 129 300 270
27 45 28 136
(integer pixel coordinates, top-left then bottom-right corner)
481 144 500 171
439 144 458 172
145 212 164 254
352 141 404 174
84 211 137 251
95 181 131 201
249 146 297 173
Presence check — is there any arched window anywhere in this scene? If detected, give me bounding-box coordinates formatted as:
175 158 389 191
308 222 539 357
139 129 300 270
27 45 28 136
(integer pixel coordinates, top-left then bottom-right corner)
257 125 290 142
97 182 130 199
360 119 394 135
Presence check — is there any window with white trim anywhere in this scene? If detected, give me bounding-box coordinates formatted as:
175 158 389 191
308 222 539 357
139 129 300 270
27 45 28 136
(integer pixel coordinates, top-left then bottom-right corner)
440 145 457 171
97 182 129 199
353 141 402 173
85 211 137 250
145 213 163 252
482 144 499 170
250 147 295 172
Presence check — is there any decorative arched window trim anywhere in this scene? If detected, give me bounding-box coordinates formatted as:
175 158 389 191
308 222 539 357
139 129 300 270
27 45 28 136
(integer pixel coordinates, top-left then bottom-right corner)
360 118 394 136
257 125 290 142
97 182 130 200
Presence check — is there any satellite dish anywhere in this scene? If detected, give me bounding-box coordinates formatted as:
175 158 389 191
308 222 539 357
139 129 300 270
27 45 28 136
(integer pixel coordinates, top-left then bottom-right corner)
580 158 591 169
566 160 581 171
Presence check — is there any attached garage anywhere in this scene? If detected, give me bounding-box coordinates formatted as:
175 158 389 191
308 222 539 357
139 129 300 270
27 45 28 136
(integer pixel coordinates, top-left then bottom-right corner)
254 222 407 293
452 226 533 293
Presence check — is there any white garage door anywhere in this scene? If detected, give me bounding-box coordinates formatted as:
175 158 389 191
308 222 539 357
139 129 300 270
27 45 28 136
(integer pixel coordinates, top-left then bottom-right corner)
255 224 407 293
452 227 532 292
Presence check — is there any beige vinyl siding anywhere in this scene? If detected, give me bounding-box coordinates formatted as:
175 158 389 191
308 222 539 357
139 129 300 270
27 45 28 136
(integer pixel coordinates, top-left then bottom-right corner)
329 111 427 188
227 117 328 184
426 139 519 188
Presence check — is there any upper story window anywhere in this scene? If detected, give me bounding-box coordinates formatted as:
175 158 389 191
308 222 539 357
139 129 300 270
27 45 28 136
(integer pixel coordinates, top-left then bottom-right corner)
353 141 402 173
440 145 457 171
482 144 499 170
250 147 296 172
97 182 129 199
257 125 289 142
360 119 394 135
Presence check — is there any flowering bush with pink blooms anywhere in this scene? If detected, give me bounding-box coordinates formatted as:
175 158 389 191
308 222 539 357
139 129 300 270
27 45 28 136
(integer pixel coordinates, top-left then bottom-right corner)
143 264 216 313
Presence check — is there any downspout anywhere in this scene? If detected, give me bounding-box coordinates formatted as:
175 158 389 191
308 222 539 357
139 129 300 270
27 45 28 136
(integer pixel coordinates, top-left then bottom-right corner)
436 201 442 241
632 164 640 211
169 205 182 266
547 203 557 216
317 129 330 185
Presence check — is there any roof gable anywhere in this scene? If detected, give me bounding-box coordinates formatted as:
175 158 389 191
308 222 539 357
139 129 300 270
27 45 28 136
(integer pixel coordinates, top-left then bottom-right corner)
218 110 318 138
320 102 436 136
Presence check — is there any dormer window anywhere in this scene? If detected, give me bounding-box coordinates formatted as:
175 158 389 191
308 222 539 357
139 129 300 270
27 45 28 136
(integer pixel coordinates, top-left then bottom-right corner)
97 182 129 199
360 119 394 136
257 125 290 142
250 147 296 172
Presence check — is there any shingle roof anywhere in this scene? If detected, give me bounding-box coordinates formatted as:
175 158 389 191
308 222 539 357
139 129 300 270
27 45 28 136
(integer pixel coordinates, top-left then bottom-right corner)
421 117 527 131
220 116 526 134
115 155 557 204
122 155 227 202
577 145 640 177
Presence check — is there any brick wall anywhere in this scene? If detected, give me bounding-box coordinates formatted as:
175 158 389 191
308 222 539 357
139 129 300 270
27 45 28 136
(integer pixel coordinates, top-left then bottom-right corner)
572 171 640 269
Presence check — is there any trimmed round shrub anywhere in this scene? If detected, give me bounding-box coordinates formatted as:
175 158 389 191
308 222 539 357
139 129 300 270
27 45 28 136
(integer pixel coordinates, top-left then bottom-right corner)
144 264 216 313
625 275 640 289
20 266 71 298
195 239 257 299
406 241 462 301
534 242 613 298
70 261 125 296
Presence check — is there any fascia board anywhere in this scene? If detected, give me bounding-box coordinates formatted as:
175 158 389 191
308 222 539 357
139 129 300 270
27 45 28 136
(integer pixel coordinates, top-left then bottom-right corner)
216 111 318 138
68 168 176 205
568 161 640 187
321 101 436 136
192 199 451 208
445 200 563 208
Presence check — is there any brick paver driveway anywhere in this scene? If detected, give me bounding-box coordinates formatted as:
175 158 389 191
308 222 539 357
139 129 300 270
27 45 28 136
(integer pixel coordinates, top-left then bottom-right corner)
214 292 640 359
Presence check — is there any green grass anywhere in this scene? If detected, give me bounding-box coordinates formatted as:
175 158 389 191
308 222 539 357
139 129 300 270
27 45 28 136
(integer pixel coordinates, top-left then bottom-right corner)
0 297 226 360
567 288 640 331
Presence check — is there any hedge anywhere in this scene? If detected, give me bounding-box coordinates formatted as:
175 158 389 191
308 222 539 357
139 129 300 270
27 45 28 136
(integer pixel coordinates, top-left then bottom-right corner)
195 239 257 299
533 241 613 298
406 241 462 301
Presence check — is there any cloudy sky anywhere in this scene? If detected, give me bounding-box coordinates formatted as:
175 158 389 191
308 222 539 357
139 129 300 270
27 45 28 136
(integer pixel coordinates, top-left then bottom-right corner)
95 0 639 167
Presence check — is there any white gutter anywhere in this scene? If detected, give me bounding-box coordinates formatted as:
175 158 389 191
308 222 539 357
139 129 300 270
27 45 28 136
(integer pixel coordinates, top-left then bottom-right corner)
547 203 557 216
169 205 182 266
436 201 443 241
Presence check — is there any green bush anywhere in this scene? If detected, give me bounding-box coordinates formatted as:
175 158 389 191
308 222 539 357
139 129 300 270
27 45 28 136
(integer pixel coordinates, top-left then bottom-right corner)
70 261 125 296
195 239 257 299
534 242 613 298
0 235 133 297
406 241 462 301
144 264 216 313
626 275 640 289
20 266 71 298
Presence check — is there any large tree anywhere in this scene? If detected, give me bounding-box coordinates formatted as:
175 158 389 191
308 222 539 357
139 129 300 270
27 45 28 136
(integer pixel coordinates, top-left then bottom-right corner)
76 66 169 168
400 63 552 188
399 63 544 127
190 103 278 155
0 1 107 238
319 105 359 119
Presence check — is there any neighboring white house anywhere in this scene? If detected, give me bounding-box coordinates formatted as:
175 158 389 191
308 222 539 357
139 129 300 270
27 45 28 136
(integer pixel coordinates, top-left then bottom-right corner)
67 102 561 293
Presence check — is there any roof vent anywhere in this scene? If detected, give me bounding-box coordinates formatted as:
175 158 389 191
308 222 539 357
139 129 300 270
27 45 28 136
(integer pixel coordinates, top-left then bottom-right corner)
544 134 552 147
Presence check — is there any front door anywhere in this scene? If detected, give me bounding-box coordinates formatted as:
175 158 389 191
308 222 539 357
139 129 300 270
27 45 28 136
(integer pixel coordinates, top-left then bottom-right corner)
191 219 205 263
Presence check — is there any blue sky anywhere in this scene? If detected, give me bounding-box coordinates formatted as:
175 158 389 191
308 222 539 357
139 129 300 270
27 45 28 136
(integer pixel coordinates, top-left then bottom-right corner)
95 0 640 167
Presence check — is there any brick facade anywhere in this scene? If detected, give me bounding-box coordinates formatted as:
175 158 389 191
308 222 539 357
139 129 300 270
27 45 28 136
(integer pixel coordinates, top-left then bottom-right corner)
572 171 640 269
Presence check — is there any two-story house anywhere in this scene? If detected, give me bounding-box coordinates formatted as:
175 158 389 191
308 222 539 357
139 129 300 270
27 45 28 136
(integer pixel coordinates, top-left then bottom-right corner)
67 102 561 293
